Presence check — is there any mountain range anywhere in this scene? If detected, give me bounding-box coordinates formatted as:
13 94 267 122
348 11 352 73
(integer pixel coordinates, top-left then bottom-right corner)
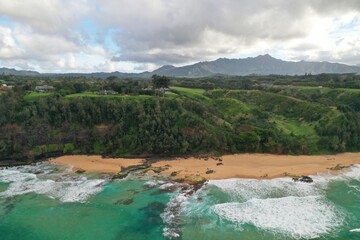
1 54 360 78
0 67 40 76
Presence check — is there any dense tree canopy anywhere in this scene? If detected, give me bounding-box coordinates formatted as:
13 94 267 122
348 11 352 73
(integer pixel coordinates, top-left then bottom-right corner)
152 75 170 97
1 74 360 165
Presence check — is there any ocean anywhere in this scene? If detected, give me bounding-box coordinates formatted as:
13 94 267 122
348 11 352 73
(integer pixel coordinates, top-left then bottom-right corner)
1 163 360 240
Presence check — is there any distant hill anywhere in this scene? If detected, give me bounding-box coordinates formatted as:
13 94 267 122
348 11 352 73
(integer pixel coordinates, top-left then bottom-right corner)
46 71 137 79
152 54 360 77
0 67 40 76
2 55 360 78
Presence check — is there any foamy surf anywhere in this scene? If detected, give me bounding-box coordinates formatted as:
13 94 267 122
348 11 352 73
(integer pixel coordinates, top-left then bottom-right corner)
193 166 360 239
207 165 360 200
350 228 360 232
212 196 342 239
1 163 360 239
161 183 193 240
0 164 105 202
208 178 319 201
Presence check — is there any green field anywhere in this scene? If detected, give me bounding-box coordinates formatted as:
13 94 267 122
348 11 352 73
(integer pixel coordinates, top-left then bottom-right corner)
271 117 316 136
171 86 209 101
65 92 154 100
24 92 54 102
165 91 178 97
212 98 251 118
291 86 360 93
24 91 157 102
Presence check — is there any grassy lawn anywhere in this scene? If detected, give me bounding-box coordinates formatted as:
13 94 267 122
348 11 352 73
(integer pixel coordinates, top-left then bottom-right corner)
337 88 360 93
23 88 210 102
65 92 153 100
271 117 316 136
24 92 54 102
293 86 325 90
171 86 209 101
212 98 250 118
65 92 114 98
284 86 360 93
165 91 179 98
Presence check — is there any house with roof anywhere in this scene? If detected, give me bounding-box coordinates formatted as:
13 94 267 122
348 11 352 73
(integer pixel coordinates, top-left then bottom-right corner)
0 84 13 91
35 85 55 92
98 90 118 95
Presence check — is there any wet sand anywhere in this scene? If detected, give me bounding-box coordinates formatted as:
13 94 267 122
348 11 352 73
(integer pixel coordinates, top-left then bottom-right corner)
50 153 360 179
50 155 144 173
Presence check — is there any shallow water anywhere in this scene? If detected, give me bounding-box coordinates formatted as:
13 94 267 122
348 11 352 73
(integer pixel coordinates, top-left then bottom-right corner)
1 164 360 239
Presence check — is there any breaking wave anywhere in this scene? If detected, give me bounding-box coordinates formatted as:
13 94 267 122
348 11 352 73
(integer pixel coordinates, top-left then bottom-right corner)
212 196 343 239
196 165 360 239
0 164 105 202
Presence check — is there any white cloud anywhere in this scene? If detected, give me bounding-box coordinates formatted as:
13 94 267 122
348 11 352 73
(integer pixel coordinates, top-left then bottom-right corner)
278 11 360 64
0 0 360 72
98 0 360 67
0 26 23 59
15 30 79 60
0 0 113 73
0 0 91 34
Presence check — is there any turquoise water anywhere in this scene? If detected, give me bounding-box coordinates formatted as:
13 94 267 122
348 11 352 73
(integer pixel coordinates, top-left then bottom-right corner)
1 164 360 239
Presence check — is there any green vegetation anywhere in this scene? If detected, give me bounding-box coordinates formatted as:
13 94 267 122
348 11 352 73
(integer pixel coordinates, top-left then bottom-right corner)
171 86 209 101
1 73 360 165
65 92 153 100
271 117 315 136
172 86 206 96
24 92 54 102
211 98 250 119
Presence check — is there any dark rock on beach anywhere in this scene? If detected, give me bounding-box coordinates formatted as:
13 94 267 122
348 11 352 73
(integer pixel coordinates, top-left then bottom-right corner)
112 171 129 179
329 164 349 171
293 175 314 183
206 169 214 174
75 168 86 174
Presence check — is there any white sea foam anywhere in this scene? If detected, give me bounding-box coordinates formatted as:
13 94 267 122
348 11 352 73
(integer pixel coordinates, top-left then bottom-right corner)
0 165 105 202
161 186 192 239
163 227 180 239
202 166 360 239
310 164 360 185
208 164 360 202
159 182 176 190
212 196 343 239
144 180 159 188
350 228 360 232
208 178 319 201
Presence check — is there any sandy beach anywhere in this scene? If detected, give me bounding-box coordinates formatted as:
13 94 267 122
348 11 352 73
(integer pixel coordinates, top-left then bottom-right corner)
50 153 360 179
153 153 360 179
50 155 145 173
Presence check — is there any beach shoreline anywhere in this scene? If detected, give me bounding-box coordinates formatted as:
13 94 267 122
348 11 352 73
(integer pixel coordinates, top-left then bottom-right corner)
49 153 360 180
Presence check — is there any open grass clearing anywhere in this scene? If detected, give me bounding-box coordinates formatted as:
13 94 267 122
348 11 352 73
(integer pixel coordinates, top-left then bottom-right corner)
24 92 54 102
171 86 209 101
271 116 316 136
65 92 153 100
212 98 251 118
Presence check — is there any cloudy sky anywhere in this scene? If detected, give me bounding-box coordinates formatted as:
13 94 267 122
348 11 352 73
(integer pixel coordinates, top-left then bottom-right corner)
0 0 360 73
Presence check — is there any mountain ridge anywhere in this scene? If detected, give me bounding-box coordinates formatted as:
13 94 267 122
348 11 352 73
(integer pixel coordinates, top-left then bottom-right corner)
156 54 360 77
0 67 40 76
1 55 359 78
